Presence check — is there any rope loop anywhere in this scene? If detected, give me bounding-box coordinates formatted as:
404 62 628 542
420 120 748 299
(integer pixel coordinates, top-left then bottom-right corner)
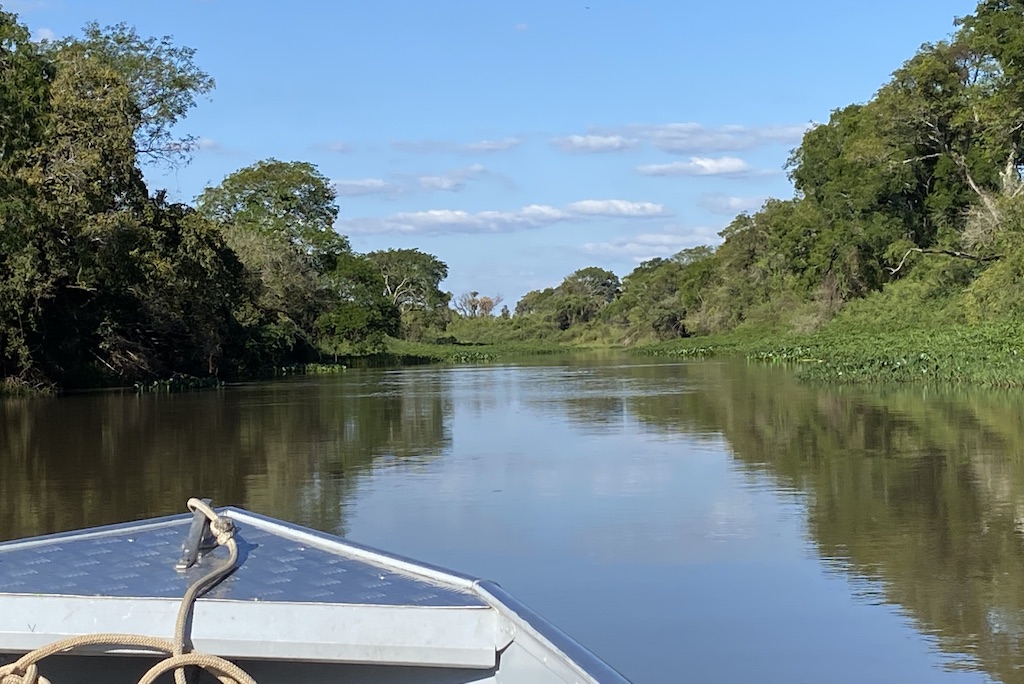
187 497 236 546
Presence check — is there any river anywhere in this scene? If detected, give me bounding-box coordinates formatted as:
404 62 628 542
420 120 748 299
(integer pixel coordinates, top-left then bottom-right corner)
3 355 1023 683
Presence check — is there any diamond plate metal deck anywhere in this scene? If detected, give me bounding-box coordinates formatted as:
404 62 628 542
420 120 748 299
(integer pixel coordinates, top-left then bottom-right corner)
0 507 632 680
0 509 484 608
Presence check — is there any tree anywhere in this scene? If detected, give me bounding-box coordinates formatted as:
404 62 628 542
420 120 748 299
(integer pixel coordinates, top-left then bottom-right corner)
561 267 620 303
0 11 52 169
10 36 151 386
0 13 255 387
0 10 54 380
513 268 620 331
368 248 448 311
317 253 401 354
196 159 348 269
196 160 351 359
48 22 215 166
551 267 620 329
366 249 450 340
453 291 503 318
453 291 480 318
478 294 502 317
515 287 556 316
108 197 256 379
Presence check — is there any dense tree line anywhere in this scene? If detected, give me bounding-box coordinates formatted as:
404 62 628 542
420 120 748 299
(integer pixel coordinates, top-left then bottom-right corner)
472 0 1024 346
0 12 450 390
8 1 1024 389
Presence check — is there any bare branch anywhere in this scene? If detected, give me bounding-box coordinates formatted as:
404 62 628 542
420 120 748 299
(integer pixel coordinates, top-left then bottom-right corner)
888 247 1000 275
957 158 1001 223
901 153 943 164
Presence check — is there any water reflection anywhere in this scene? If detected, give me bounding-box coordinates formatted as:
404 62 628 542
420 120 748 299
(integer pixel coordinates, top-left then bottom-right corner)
625 361 1024 683
4 357 1024 682
0 369 451 540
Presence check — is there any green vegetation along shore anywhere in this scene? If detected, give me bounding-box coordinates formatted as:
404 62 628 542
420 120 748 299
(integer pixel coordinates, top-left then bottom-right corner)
6 1 1024 394
635 322 1024 388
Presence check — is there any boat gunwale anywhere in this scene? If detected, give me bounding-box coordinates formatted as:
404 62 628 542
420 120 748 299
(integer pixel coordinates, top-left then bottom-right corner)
476 580 632 684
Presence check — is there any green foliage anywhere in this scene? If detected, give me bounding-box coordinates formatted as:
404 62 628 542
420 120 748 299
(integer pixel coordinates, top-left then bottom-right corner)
0 11 53 168
512 267 620 333
638 321 1024 388
196 158 348 270
0 12 372 390
196 159 401 363
317 253 400 354
547 0 1024 370
133 374 224 393
47 21 214 167
385 338 568 364
366 248 451 341
603 256 691 343
14 1 1024 390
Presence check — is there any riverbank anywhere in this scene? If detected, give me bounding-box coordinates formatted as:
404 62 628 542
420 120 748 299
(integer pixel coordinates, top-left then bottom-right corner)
372 339 571 365
10 322 1024 396
635 321 1024 387
0 340 575 396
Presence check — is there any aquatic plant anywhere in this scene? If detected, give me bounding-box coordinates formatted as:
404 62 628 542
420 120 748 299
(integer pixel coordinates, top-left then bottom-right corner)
133 375 225 393
635 322 1024 388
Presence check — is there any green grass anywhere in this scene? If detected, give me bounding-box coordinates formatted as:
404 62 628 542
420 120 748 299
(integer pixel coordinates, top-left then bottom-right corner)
383 338 571 364
275 362 347 375
636 321 1024 387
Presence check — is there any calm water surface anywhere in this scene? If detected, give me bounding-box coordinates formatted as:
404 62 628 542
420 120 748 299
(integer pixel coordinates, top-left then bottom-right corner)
4 356 1024 683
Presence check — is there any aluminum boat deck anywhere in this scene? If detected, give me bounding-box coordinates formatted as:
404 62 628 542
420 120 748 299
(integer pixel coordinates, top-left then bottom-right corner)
0 507 631 683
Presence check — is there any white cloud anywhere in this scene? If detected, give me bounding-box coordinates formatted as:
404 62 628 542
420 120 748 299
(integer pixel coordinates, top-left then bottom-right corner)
418 163 487 192
341 198 670 236
463 137 523 152
551 134 637 153
419 176 461 191
32 27 55 42
622 122 810 154
332 178 401 197
515 22 529 31
343 205 567 235
697 194 766 215
582 231 710 263
392 137 523 154
566 199 669 217
636 156 751 177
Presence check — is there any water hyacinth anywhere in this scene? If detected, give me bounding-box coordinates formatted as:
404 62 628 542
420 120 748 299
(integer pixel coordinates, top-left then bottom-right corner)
635 322 1024 388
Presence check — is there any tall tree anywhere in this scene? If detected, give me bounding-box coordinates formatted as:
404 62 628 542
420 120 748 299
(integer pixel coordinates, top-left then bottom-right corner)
316 254 401 354
196 159 350 357
366 248 450 340
514 267 620 331
14 38 150 385
196 160 407 358
48 22 215 166
196 159 348 269
0 10 53 380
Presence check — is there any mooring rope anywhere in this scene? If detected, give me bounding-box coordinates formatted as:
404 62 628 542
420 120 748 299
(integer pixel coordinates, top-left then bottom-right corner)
0 498 258 684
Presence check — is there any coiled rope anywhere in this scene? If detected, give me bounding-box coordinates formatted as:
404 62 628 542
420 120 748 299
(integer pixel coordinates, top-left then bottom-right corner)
0 498 258 684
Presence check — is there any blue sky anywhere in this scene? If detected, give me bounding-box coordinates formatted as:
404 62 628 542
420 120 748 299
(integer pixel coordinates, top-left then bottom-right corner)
11 0 977 306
